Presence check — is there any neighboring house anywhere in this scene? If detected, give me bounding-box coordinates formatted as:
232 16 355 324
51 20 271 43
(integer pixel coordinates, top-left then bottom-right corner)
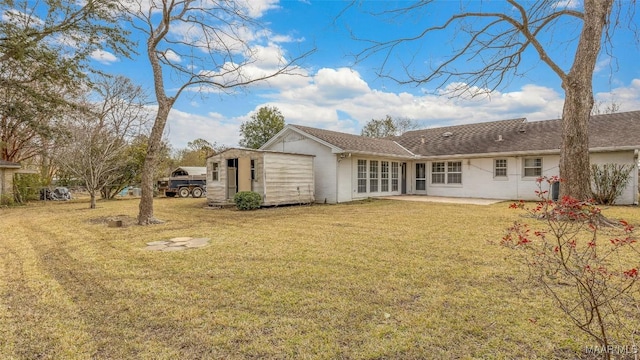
206 148 314 206
262 111 640 205
0 160 21 203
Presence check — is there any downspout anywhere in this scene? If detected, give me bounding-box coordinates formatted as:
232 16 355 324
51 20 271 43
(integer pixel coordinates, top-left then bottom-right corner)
336 155 340 204
515 156 519 199
634 149 639 205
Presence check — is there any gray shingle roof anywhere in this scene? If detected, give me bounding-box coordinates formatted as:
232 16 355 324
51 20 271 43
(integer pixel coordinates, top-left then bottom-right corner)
397 118 527 156
397 110 640 156
291 125 413 157
0 159 21 168
290 110 640 158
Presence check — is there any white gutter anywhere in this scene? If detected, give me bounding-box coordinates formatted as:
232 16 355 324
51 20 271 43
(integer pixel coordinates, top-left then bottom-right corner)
410 146 640 161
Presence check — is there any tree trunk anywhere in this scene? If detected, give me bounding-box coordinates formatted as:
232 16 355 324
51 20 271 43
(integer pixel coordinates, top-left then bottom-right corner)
559 0 613 201
137 23 176 226
137 102 171 225
89 191 96 209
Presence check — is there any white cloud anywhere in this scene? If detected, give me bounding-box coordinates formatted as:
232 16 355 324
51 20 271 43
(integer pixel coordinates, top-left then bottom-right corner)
255 29 305 45
255 70 567 135
594 79 640 111
165 108 239 149
594 57 611 74
192 43 309 92
554 0 581 9
91 49 118 64
236 0 280 18
162 49 182 63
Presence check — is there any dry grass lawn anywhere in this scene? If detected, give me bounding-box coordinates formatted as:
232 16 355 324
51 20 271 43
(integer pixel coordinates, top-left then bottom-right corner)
0 196 638 359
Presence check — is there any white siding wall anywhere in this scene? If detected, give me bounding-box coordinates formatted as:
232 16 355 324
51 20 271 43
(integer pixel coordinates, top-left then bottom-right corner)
590 151 638 205
263 136 338 204
206 156 226 204
336 157 353 203
263 153 314 206
420 156 560 200
406 150 638 204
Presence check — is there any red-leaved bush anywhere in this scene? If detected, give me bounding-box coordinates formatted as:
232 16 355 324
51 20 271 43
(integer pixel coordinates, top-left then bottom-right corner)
501 176 639 359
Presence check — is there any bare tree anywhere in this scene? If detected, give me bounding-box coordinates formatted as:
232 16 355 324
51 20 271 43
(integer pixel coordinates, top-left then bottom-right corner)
126 0 314 224
57 75 150 209
361 115 419 138
592 99 621 115
351 0 630 201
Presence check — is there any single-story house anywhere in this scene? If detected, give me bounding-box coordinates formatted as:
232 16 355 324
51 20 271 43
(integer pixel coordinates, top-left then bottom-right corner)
206 148 314 206
261 111 640 205
0 159 21 203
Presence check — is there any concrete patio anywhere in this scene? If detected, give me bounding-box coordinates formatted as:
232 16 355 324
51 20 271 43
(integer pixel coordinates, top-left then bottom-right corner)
379 195 504 205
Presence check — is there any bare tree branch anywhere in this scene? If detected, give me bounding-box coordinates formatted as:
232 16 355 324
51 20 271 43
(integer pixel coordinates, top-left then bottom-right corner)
129 0 315 224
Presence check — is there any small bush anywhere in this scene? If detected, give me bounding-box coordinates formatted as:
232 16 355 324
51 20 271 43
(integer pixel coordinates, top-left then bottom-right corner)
0 193 13 206
13 173 45 204
591 163 634 205
503 176 640 353
234 191 262 210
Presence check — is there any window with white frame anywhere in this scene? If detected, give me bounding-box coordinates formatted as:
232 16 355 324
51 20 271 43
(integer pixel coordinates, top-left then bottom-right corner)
416 163 427 190
447 161 462 184
211 162 219 181
381 161 389 192
432 161 462 184
369 160 379 192
357 160 367 193
494 159 507 177
431 162 445 184
391 162 399 192
523 158 542 177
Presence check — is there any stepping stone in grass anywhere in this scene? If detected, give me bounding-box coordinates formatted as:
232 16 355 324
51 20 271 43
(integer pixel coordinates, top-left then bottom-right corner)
168 241 190 247
146 241 170 246
185 238 210 248
169 237 193 242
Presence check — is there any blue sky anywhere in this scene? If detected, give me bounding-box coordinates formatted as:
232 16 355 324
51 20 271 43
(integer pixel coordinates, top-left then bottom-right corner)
90 0 640 150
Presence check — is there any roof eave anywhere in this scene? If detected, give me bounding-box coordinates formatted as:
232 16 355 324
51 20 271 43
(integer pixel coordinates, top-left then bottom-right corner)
262 125 345 153
415 146 640 160
339 150 416 159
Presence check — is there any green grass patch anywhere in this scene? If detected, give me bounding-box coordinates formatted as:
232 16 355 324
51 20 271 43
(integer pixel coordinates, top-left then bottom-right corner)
0 197 638 359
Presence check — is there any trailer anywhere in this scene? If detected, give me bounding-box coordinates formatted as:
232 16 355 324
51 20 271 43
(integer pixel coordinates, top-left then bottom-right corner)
158 166 207 198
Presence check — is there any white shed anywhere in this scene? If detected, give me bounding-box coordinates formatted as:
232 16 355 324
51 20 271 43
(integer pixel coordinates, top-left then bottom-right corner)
206 148 314 207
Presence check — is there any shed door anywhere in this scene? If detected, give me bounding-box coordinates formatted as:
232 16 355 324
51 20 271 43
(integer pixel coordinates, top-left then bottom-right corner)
238 157 252 192
227 167 237 199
